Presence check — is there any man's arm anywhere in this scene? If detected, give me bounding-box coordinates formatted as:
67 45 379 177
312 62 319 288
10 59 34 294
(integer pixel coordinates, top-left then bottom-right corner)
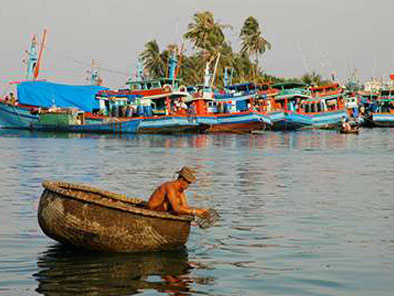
168 187 210 218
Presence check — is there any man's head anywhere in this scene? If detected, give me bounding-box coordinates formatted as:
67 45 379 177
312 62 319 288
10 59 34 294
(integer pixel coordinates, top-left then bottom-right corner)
176 166 196 190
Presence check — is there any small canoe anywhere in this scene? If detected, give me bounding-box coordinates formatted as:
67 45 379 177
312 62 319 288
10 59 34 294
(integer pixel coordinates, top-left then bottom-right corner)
339 128 359 134
38 181 193 252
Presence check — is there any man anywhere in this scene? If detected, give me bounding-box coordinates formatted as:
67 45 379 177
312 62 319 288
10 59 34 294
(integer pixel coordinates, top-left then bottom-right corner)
147 166 209 218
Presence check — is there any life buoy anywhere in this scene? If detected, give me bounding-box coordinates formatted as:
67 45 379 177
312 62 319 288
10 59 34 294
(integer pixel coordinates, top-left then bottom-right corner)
163 84 172 92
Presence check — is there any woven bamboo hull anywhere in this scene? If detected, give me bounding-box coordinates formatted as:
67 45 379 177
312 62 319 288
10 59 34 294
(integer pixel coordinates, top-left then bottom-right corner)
38 181 192 252
339 128 359 134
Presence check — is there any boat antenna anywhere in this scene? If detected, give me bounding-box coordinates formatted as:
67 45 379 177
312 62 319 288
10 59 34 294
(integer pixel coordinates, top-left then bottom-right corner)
25 35 38 80
210 53 221 88
296 41 310 74
224 67 234 87
168 49 177 86
173 43 184 82
136 57 144 82
86 59 102 86
33 29 47 80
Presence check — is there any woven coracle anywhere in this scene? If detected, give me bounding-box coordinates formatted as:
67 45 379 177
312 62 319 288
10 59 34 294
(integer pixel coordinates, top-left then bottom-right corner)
38 181 193 252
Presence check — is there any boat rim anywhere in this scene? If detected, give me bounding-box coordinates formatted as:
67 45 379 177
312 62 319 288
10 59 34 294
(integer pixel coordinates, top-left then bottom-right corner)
42 180 193 222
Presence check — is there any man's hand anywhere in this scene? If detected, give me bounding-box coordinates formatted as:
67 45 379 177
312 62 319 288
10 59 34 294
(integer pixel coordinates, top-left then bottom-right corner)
194 208 210 219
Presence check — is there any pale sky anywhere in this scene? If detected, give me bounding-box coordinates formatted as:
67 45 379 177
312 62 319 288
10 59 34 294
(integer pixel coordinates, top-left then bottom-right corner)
1 0 393 91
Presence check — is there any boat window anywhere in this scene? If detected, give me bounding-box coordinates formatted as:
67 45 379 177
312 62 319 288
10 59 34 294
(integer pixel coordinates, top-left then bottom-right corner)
151 81 161 88
311 103 316 113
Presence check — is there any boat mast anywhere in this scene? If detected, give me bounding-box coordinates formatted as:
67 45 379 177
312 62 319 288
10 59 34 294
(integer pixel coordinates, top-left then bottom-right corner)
168 50 177 86
25 35 38 80
224 67 234 88
173 44 184 82
33 29 47 80
88 59 102 86
136 58 144 82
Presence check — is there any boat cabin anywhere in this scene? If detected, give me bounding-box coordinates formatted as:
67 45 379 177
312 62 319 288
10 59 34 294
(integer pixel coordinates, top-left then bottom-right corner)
38 108 84 126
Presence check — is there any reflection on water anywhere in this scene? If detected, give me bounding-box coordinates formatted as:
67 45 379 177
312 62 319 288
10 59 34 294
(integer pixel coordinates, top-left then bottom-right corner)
34 245 207 296
2 128 394 295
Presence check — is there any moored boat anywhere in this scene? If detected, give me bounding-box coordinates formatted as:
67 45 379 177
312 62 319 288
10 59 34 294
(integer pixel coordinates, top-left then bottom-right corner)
31 107 140 134
370 90 394 127
0 100 39 129
38 181 193 252
265 82 313 130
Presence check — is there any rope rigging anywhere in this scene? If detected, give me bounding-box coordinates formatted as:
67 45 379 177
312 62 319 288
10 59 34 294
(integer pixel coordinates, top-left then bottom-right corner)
44 46 131 77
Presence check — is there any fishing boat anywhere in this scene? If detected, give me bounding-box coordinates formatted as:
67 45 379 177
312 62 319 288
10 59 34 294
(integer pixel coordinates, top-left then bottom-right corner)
263 82 347 130
186 64 271 133
339 127 359 134
0 100 39 129
265 82 313 130
38 181 193 252
30 107 140 134
95 88 208 134
369 89 394 127
93 54 209 134
0 32 108 130
308 83 348 128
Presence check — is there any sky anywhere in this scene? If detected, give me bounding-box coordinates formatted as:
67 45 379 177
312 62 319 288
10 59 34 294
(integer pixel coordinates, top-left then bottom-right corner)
1 0 393 91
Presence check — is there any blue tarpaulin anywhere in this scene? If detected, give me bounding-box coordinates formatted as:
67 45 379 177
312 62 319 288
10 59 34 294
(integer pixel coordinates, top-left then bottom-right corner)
17 81 108 112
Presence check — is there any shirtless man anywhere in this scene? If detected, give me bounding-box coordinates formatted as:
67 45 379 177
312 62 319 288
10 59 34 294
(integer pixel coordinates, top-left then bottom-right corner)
147 166 209 218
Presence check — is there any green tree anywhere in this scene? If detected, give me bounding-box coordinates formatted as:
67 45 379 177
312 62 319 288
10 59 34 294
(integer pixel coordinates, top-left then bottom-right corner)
300 72 331 86
240 16 271 81
183 11 232 85
140 40 167 78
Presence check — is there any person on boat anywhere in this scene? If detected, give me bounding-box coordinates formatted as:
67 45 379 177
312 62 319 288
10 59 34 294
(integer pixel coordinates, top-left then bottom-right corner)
9 92 16 105
147 166 209 218
342 118 352 131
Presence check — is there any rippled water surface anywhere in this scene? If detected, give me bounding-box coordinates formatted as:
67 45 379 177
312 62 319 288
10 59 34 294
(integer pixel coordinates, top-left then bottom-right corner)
1 129 394 295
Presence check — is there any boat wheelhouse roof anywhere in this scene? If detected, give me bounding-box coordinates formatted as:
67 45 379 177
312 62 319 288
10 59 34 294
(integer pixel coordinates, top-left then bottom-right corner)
225 82 256 91
126 78 183 89
271 82 307 90
380 89 394 96
310 83 340 91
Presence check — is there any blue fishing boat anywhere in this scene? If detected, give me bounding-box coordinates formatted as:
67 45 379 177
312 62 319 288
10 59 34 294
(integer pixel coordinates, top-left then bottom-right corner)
97 53 210 134
0 101 39 129
0 32 108 131
370 90 394 127
266 82 313 130
187 65 271 133
0 81 107 130
30 108 140 134
265 82 347 130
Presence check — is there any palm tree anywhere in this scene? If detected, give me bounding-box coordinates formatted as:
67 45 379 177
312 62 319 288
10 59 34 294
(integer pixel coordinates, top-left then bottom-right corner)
301 72 331 86
184 11 232 82
240 16 271 81
140 40 166 78
184 11 228 51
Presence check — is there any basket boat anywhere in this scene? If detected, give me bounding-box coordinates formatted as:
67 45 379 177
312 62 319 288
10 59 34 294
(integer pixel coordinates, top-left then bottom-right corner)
339 128 359 134
38 181 193 252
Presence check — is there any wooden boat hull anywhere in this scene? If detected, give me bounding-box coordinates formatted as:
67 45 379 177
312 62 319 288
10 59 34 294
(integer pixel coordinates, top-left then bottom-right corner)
372 113 394 127
38 181 192 252
207 112 270 133
339 128 359 134
269 111 312 131
32 118 141 134
138 116 209 134
269 110 347 131
0 102 38 129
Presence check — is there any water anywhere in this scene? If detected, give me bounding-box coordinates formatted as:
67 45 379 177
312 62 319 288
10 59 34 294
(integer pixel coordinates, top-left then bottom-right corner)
0 129 393 295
